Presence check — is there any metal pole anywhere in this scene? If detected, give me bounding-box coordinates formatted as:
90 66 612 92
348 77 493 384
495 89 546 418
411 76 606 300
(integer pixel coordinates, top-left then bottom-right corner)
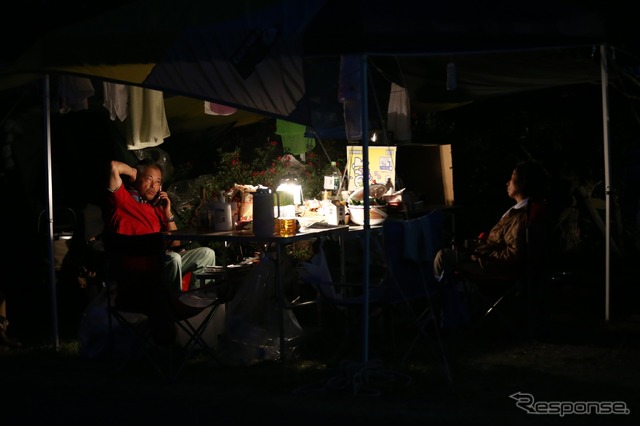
43 74 60 350
360 54 370 363
599 44 611 322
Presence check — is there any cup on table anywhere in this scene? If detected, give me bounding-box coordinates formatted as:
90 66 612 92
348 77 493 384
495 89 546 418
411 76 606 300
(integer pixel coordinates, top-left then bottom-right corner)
276 218 297 237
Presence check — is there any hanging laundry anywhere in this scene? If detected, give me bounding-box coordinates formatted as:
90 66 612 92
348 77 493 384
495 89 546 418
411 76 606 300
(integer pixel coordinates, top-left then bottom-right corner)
275 119 315 155
204 101 238 116
387 82 411 142
103 82 129 122
126 86 171 150
58 76 94 114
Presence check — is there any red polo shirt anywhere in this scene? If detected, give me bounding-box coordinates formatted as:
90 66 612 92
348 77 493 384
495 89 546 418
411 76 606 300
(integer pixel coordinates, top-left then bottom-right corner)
105 185 167 235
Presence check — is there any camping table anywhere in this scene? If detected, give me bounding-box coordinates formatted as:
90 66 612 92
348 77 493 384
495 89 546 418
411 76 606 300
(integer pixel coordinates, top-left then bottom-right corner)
165 224 360 362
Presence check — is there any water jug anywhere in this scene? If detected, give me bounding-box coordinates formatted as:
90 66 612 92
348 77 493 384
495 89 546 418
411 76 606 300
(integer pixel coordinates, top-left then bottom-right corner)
252 187 279 237
212 191 233 231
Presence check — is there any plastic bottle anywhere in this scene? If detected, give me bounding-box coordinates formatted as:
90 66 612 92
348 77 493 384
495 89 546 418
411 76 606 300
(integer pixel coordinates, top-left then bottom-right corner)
323 161 341 199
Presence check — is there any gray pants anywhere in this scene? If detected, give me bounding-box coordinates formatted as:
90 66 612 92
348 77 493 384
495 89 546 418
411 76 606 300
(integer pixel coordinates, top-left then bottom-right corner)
164 247 216 292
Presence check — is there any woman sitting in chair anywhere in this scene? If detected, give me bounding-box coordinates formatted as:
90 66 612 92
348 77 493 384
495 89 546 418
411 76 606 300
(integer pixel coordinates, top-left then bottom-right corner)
434 160 549 285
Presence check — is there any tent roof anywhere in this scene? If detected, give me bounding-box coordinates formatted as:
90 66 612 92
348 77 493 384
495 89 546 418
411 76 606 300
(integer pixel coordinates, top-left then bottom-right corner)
0 0 615 136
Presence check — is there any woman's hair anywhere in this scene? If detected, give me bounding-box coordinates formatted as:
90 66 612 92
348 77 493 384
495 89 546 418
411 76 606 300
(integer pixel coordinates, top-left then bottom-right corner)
514 160 548 200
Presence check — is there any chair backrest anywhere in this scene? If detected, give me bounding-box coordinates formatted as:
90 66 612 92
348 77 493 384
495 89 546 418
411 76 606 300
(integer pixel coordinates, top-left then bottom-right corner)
38 207 77 271
525 200 552 276
103 232 167 312
38 207 77 240
299 210 444 305
382 209 444 301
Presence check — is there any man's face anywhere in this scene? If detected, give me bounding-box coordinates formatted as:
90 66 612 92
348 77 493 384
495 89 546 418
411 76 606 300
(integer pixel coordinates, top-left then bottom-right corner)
135 167 162 202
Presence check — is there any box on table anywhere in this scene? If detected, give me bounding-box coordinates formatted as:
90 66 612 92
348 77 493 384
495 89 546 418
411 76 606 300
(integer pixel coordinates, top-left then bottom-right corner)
325 203 346 226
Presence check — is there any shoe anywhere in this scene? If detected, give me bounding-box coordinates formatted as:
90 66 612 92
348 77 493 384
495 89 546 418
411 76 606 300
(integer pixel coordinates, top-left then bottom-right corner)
0 330 22 348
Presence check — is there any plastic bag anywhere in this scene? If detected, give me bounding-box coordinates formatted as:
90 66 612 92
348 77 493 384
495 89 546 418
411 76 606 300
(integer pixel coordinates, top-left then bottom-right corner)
298 243 342 304
217 253 303 365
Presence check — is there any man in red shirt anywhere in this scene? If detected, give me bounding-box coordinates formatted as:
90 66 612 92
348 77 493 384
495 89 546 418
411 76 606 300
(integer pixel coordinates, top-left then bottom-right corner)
106 158 216 293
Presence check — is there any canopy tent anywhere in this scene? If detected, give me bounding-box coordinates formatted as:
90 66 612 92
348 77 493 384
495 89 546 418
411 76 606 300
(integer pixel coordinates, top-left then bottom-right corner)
1 0 325 118
1 0 609 130
0 0 617 356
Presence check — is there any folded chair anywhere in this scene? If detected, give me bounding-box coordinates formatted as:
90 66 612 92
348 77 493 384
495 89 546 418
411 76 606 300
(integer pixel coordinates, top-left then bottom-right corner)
103 232 227 381
300 210 453 388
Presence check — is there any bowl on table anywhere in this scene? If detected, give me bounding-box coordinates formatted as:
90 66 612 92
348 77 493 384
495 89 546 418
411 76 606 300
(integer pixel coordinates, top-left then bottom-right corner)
347 184 389 226
347 204 388 226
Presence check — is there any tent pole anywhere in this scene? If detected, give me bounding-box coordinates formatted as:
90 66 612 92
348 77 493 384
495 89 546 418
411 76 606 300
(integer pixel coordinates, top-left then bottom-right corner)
599 44 611 322
360 54 370 364
42 74 60 350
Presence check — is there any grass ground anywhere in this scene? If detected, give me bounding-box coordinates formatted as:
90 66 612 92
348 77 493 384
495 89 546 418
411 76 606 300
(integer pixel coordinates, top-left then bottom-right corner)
2 269 639 426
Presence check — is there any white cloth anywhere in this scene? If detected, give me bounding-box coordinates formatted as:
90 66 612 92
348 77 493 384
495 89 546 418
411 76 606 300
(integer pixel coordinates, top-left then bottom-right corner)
387 82 411 142
102 82 129 121
126 86 171 150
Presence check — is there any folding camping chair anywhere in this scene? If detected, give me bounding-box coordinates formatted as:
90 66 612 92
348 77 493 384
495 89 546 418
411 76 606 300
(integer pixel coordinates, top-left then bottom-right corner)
103 232 229 381
299 209 453 387
380 210 452 371
454 200 551 340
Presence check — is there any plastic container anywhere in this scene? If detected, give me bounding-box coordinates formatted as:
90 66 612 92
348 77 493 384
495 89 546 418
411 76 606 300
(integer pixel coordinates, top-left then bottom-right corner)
253 187 277 237
323 161 341 199
212 191 233 231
